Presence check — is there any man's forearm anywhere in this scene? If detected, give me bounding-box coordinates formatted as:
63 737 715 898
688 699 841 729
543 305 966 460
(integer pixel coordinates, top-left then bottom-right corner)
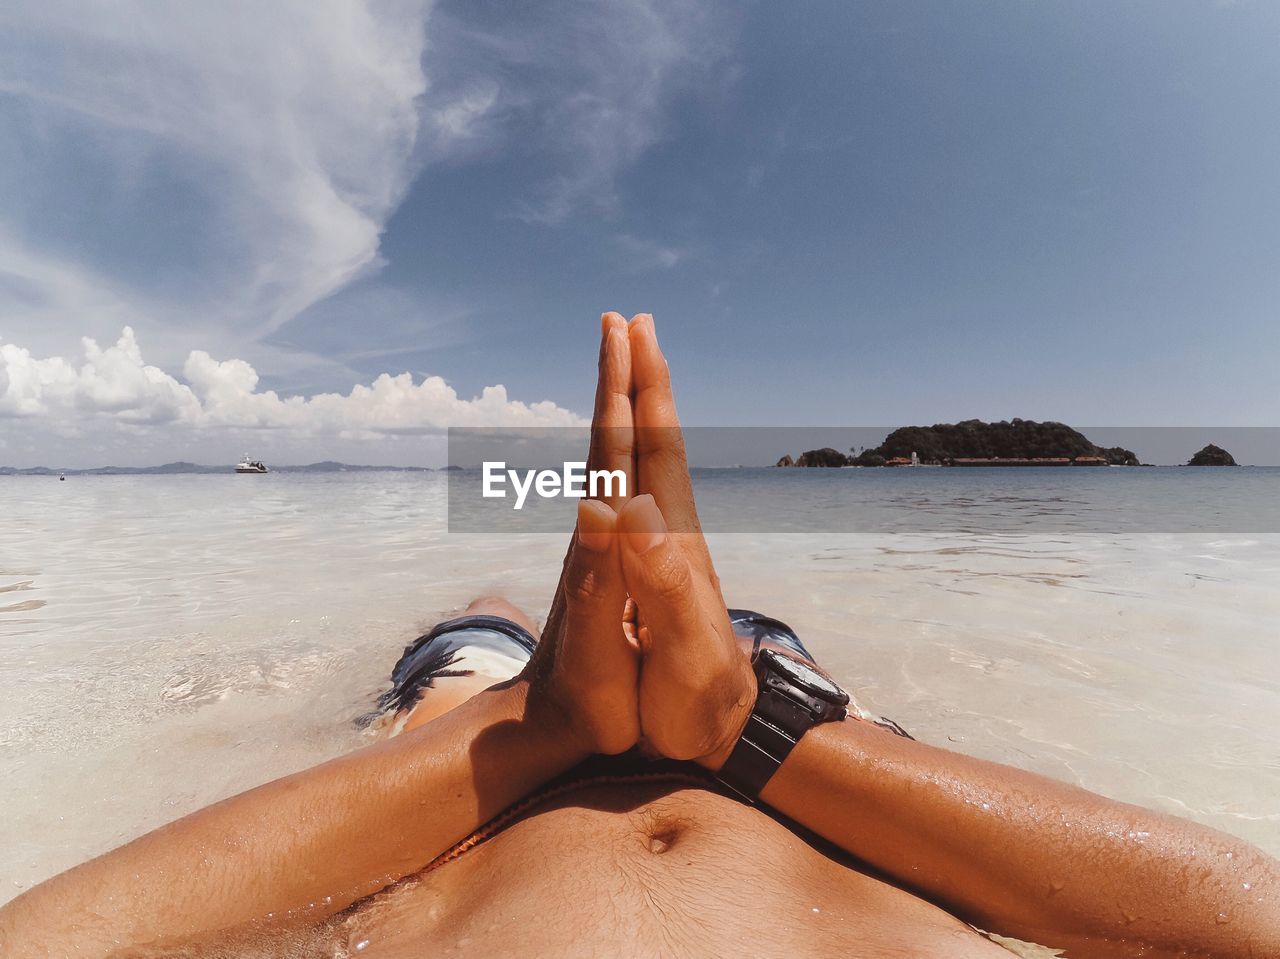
763 718 1280 959
0 680 585 958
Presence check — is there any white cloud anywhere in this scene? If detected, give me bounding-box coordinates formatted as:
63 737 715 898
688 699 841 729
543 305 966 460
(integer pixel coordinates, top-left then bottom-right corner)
0 327 198 424
0 328 585 443
614 234 689 271
0 1 730 463
419 0 735 223
0 0 431 360
0 226 153 357
0 3 731 350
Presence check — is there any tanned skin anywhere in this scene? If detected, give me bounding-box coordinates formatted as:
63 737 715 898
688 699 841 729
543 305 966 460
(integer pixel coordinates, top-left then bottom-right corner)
2 314 1277 959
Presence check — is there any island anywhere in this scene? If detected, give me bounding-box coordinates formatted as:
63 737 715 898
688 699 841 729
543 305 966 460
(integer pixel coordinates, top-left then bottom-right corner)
777 420 1141 468
791 448 849 468
1187 444 1236 466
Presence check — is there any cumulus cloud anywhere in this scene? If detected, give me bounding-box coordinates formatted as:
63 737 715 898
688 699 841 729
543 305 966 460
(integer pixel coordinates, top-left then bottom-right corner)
0 327 198 424
0 328 585 441
0 1 731 463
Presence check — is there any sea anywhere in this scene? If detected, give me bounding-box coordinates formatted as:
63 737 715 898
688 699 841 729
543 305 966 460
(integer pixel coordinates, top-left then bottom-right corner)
2 468 1278 905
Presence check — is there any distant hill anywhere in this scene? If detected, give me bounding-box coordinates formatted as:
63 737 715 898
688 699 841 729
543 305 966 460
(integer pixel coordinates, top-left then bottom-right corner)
0 462 435 476
778 420 1141 467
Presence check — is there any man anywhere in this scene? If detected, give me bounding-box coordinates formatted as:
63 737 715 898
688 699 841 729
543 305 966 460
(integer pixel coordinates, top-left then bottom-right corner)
2 314 1277 958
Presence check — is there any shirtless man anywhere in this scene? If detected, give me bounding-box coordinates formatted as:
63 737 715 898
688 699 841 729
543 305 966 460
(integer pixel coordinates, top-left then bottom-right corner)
2 314 1278 959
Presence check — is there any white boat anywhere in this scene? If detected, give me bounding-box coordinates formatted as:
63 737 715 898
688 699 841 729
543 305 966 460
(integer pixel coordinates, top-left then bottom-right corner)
235 455 269 474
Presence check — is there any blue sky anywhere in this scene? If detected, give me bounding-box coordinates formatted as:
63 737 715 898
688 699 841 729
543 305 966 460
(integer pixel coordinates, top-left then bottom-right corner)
1 1 1278 466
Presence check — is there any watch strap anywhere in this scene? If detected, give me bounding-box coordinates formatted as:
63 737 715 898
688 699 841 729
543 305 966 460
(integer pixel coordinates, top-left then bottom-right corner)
715 687 812 802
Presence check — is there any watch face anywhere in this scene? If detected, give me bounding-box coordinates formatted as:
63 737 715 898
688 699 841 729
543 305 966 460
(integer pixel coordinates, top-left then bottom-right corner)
760 649 849 704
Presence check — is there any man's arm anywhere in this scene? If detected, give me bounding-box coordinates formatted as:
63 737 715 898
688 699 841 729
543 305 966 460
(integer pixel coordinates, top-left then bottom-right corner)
618 487 1280 957
764 717 1280 959
619 475 1280 955
618 312 1280 958
1 313 643 959
0 681 583 958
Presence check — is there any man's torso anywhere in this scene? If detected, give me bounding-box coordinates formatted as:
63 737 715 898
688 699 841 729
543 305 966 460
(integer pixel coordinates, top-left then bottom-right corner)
334 781 1012 958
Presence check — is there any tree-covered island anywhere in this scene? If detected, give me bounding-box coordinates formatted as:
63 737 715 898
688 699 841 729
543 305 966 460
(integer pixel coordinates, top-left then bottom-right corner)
1187 444 1237 466
777 420 1140 467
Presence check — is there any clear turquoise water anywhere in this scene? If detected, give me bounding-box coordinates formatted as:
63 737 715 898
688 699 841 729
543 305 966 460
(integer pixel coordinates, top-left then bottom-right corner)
2 470 1277 900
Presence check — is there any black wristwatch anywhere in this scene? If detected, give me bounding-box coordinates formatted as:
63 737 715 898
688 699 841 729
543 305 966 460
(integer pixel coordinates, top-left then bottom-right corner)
715 649 850 802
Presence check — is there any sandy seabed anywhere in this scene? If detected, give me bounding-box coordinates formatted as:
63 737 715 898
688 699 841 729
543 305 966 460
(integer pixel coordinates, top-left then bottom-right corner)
3 474 1277 911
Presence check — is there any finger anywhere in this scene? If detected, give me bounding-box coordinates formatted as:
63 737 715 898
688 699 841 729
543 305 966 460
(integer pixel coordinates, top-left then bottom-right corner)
587 312 634 512
628 314 702 539
617 494 705 659
549 312 633 622
560 498 639 753
617 495 748 761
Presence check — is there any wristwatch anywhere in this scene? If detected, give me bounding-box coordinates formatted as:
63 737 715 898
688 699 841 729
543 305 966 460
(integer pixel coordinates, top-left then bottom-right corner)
715 648 850 802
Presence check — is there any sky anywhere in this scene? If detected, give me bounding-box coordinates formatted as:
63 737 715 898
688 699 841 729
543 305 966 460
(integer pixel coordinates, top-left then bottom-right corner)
1 0 1278 467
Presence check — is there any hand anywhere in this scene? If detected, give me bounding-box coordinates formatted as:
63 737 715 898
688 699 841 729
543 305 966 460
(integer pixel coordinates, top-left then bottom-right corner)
522 313 640 756
618 315 757 769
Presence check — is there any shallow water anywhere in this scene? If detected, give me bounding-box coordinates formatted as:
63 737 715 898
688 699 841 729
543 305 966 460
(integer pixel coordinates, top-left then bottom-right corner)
2 471 1278 904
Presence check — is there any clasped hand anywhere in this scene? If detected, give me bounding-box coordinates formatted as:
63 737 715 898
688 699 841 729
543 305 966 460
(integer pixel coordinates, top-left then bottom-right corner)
523 313 755 770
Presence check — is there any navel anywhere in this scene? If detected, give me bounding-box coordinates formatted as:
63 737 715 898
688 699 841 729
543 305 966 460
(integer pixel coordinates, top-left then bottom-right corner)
647 826 680 855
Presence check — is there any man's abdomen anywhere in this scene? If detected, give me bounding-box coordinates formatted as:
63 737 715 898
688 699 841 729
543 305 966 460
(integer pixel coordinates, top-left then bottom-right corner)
338 782 1010 958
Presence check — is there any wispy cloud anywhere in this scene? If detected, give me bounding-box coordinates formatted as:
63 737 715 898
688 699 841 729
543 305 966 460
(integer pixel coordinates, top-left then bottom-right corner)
419 0 736 224
0 0 731 350
0 0 430 364
614 233 689 271
0 1 732 463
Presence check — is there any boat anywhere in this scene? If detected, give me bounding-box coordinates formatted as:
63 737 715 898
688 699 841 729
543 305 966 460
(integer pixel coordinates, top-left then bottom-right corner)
235 455 270 474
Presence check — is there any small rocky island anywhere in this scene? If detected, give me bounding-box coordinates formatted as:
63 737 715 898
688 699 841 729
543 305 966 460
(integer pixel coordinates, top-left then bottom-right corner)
777 419 1140 468
1187 444 1237 466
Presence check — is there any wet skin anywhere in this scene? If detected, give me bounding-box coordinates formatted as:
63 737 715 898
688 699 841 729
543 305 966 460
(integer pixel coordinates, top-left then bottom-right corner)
4 314 1278 959
337 781 1011 959
364 600 1007 958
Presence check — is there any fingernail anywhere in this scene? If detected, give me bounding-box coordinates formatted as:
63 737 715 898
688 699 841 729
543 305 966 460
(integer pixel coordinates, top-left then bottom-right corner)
601 312 622 334
576 499 616 552
620 494 666 553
